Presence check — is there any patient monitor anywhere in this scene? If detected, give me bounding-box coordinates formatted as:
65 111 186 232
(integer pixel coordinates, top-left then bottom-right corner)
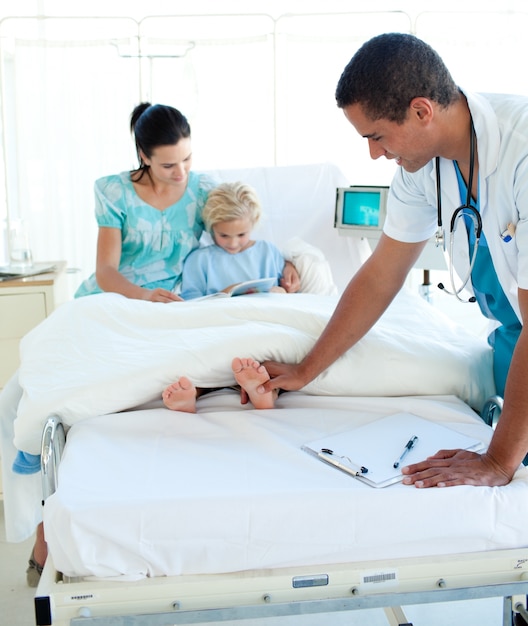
334 186 446 270
334 186 388 236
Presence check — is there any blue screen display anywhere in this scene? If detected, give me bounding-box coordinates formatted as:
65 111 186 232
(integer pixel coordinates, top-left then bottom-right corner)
342 191 381 227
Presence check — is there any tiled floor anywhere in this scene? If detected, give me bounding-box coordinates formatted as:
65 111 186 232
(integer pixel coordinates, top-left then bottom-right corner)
0 501 36 625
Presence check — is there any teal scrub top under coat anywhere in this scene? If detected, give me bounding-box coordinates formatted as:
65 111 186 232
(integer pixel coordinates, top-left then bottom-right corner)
454 164 521 397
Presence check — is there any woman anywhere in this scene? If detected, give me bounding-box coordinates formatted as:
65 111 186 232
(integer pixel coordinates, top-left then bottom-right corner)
75 102 215 302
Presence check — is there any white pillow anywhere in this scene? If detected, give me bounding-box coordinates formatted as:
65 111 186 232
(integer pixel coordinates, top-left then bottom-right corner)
282 237 338 296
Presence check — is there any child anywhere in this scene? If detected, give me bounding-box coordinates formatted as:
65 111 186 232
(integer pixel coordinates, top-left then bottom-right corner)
162 357 278 412
179 181 297 299
164 182 292 411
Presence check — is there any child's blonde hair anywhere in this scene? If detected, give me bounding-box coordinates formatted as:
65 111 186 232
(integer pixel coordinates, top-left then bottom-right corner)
202 182 261 233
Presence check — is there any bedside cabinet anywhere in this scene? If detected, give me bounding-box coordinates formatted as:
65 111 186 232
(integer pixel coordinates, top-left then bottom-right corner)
0 261 68 388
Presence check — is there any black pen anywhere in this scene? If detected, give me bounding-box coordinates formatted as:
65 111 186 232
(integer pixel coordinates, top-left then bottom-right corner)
393 435 418 469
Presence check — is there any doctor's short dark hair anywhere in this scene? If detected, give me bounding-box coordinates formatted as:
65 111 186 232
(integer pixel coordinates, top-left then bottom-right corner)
335 33 461 123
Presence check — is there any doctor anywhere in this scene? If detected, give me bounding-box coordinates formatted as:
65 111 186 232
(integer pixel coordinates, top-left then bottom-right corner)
260 32 528 488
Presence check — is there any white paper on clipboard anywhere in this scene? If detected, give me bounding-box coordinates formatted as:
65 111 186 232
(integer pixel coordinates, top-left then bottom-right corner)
302 412 484 488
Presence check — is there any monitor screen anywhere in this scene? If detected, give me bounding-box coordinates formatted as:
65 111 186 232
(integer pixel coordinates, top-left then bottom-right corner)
334 186 389 235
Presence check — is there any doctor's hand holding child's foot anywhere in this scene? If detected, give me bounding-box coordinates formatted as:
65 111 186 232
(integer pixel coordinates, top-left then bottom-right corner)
162 357 277 413
231 357 277 409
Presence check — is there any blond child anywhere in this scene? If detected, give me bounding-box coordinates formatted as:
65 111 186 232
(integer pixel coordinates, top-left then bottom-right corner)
179 181 295 299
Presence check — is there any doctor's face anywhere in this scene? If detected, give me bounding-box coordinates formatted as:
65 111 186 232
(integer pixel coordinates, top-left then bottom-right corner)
342 103 435 174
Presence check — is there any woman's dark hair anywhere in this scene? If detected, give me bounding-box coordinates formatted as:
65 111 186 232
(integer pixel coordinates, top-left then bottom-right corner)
130 103 191 179
335 33 460 123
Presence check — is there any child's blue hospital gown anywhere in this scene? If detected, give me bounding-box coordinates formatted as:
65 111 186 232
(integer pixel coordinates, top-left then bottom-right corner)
180 240 284 299
75 170 217 297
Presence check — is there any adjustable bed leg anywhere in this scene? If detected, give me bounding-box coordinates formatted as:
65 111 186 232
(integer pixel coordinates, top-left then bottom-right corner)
514 595 528 625
383 606 413 626
41 415 66 502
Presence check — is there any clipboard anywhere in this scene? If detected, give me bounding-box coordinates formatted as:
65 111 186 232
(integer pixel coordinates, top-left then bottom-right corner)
302 412 485 488
0 262 56 281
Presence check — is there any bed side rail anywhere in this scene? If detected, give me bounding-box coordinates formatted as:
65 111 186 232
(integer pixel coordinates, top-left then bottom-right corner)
41 415 66 503
481 395 503 430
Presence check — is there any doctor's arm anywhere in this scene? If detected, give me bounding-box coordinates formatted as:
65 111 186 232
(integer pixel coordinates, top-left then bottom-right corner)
402 287 528 488
260 234 427 392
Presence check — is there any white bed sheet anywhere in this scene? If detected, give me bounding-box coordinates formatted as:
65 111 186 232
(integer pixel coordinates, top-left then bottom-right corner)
15 289 494 455
43 392 528 582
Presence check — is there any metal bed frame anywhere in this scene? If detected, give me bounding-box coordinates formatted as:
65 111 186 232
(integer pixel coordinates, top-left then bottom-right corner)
35 415 528 626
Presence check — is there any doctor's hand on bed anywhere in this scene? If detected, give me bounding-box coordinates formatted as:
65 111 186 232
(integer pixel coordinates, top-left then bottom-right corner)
401 449 514 488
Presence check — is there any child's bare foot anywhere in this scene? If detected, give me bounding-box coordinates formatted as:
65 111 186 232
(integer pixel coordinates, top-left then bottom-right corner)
232 357 277 409
162 376 197 413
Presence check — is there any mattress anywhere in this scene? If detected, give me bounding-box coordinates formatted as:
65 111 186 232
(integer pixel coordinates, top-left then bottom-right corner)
42 392 528 581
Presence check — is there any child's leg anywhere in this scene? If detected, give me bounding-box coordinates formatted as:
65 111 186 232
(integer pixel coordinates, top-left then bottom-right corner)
162 376 197 413
231 357 277 409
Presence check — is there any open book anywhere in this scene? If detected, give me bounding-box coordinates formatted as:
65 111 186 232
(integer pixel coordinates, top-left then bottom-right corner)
302 412 485 488
193 277 276 300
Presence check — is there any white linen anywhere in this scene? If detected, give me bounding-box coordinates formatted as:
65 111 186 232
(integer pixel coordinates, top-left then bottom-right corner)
0 374 43 542
43 393 528 581
282 236 338 296
14 290 494 454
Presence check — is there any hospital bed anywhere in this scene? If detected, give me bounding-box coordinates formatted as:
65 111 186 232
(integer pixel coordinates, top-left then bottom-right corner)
10 163 527 625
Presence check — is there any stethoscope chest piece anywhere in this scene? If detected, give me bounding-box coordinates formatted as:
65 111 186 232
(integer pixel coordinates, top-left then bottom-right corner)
435 227 445 251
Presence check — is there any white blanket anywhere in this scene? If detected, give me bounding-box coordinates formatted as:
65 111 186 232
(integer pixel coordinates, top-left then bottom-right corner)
14 290 494 454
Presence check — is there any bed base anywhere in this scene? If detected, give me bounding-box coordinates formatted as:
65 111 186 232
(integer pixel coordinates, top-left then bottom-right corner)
35 548 528 625
37 417 528 626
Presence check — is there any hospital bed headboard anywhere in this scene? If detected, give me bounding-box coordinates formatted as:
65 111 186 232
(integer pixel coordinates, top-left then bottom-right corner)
203 162 372 292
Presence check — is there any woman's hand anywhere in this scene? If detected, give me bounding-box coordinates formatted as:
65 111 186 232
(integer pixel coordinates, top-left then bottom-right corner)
143 288 183 303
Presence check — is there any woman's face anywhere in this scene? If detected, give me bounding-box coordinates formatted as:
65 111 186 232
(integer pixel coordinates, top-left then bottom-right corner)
141 138 193 187
212 218 253 254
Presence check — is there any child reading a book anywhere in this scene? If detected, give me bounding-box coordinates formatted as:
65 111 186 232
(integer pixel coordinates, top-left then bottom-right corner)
162 357 278 412
164 182 293 410
179 181 298 299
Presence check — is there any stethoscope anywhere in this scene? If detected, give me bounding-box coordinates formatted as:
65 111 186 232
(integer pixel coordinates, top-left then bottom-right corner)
434 119 482 303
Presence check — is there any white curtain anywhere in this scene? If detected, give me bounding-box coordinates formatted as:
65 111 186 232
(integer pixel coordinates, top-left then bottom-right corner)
1 8 528 289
